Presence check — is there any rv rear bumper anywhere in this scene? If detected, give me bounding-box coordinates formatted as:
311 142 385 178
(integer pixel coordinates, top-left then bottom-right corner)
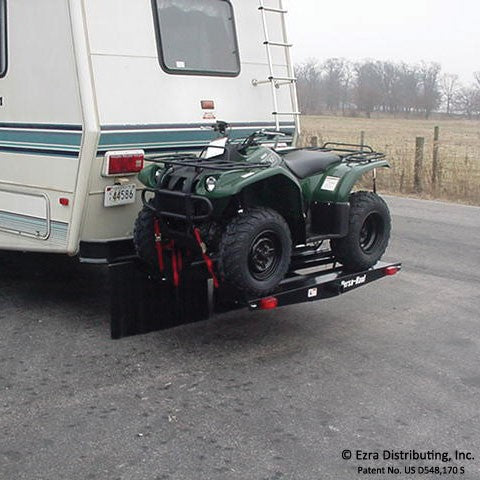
79 239 135 264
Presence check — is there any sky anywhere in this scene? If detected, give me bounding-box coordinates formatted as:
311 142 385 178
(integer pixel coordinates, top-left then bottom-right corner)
288 0 479 84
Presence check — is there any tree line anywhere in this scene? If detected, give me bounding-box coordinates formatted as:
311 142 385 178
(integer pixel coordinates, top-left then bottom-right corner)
295 58 480 119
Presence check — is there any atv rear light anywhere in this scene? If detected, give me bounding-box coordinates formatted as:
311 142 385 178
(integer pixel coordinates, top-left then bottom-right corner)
385 266 399 276
259 297 278 310
103 150 145 176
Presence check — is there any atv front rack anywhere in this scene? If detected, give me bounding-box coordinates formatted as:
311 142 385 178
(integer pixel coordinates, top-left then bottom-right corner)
148 145 271 172
148 156 270 171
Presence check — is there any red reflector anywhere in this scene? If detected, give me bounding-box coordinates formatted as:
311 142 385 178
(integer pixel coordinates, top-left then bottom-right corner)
59 197 69 206
385 266 399 276
106 151 144 176
259 297 278 310
201 100 215 110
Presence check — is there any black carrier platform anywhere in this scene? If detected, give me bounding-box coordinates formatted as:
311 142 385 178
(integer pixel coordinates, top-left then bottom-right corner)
109 246 401 339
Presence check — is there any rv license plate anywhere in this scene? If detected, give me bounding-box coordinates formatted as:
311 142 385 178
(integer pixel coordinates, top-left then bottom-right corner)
104 184 136 207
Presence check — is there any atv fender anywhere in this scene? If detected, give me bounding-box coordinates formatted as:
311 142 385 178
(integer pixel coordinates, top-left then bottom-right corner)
207 169 305 245
312 159 390 203
240 173 306 244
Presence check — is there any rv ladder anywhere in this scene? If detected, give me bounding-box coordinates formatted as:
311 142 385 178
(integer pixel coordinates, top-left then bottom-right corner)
255 0 301 133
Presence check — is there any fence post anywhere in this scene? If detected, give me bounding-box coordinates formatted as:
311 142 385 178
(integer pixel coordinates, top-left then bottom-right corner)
360 131 365 150
414 137 425 194
432 126 440 193
310 136 318 148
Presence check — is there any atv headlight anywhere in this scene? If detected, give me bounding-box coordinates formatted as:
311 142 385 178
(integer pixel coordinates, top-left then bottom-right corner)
205 176 217 192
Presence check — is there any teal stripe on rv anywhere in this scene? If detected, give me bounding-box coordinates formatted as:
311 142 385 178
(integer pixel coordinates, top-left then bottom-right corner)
0 211 68 247
0 127 82 155
0 123 296 156
98 126 295 152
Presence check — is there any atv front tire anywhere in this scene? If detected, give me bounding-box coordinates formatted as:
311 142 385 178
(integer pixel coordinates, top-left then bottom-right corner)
133 204 159 273
218 208 292 297
331 191 391 271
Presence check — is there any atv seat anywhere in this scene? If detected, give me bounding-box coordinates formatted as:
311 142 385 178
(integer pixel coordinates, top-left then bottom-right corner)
282 150 341 179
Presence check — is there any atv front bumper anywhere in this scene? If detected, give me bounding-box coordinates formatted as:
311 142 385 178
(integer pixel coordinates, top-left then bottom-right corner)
141 188 213 223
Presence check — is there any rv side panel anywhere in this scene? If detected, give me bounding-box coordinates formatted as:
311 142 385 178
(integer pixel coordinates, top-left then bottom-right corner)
0 0 83 253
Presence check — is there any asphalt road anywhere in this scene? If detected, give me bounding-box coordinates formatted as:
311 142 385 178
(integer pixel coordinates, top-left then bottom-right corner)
1 196 479 480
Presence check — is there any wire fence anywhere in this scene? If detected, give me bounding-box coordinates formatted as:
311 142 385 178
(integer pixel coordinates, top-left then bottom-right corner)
300 119 480 205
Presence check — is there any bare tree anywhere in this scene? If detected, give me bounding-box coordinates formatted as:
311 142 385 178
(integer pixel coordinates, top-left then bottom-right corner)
474 72 480 89
354 61 383 118
418 62 442 119
455 87 480 119
378 61 401 113
340 62 354 115
295 60 321 115
322 58 349 112
396 63 419 115
441 73 459 115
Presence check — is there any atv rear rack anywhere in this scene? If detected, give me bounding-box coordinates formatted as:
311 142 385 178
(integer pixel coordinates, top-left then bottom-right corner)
310 142 386 163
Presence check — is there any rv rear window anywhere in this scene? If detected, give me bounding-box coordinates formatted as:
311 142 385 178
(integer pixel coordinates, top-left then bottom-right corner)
0 0 6 77
153 0 240 76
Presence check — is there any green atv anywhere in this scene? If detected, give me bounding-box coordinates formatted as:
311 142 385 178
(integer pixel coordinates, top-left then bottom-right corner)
134 123 391 298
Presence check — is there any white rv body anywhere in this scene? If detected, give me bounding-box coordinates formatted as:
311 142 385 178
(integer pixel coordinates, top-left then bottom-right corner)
0 0 299 260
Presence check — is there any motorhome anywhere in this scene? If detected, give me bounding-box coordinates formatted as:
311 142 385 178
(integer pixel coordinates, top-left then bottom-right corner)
0 0 299 263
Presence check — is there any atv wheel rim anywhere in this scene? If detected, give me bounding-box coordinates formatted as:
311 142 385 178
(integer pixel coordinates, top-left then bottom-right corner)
359 213 383 254
248 231 281 281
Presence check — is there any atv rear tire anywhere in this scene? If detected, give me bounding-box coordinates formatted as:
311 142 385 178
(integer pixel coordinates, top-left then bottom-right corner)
218 208 292 297
331 191 391 271
133 204 159 273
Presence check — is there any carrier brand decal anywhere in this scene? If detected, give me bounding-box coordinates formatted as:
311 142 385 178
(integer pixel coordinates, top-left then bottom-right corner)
341 275 367 290
308 288 318 298
0 124 82 157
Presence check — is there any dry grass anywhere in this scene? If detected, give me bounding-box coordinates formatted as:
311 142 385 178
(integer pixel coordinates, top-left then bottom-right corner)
300 115 480 205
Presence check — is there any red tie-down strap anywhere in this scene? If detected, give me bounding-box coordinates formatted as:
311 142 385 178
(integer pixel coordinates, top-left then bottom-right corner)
170 242 180 288
193 228 219 288
176 249 183 272
153 218 164 272
153 219 182 288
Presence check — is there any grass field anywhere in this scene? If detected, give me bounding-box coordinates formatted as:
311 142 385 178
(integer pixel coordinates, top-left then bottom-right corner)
300 116 480 205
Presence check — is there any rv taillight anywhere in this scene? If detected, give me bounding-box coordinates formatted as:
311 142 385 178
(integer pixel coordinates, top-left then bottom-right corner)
104 150 145 176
